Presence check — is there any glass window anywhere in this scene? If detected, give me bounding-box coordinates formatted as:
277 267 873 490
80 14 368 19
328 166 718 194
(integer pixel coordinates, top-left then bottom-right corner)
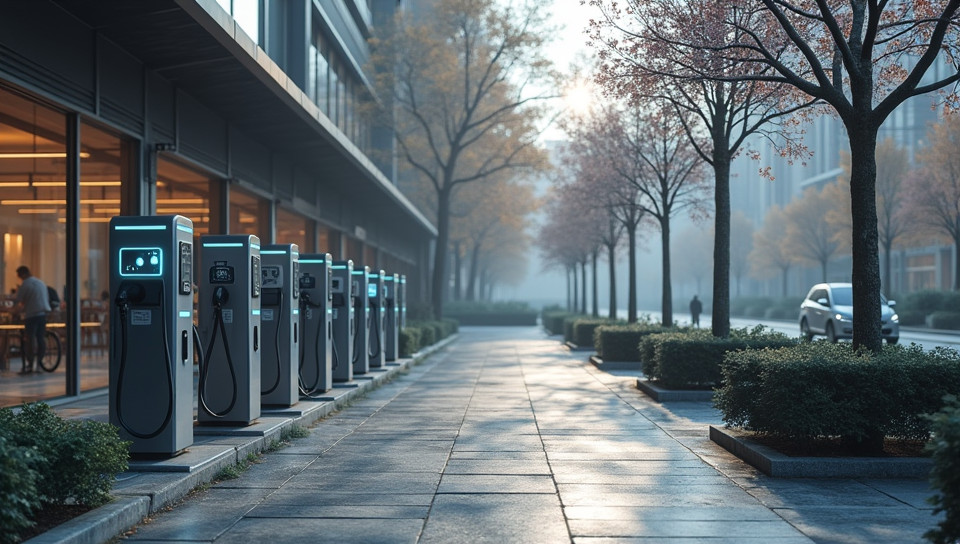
329 58 340 126
0 87 67 400
276 207 314 252
157 158 220 238
219 0 260 45
315 34 330 116
229 187 269 237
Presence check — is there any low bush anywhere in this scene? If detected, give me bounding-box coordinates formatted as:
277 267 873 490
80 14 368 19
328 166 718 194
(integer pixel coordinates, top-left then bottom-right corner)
0 403 129 543
925 395 960 544
764 306 795 320
715 342 960 453
441 318 459 336
444 301 537 326
901 290 952 313
927 311 960 330
399 327 421 357
414 322 436 348
542 310 575 335
594 322 667 362
571 318 619 348
641 326 796 389
898 310 927 326
562 315 591 343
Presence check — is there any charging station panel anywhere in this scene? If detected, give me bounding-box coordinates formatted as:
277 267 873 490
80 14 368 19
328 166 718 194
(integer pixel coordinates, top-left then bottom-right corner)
198 235 261 425
298 253 332 394
351 266 371 376
330 260 354 382
398 274 407 330
367 271 386 369
384 273 399 362
109 215 194 455
260 244 300 407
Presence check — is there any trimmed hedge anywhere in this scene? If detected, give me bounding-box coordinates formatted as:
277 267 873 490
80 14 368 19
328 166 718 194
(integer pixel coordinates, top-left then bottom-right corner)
927 311 960 330
0 403 129 543
595 323 672 362
641 327 796 389
542 310 577 336
404 318 459 353
563 315 591 343
571 318 621 348
926 395 960 544
715 342 960 453
399 327 422 357
444 302 538 326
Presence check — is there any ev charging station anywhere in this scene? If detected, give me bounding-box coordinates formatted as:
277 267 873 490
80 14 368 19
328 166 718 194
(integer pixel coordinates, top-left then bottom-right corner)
260 244 300 406
330 260 354 383
384 273 399 362
351 266 371 376
298 253 333 395
398 274 407 330
367 270 386 369
197 235 262 425
109 215 194 456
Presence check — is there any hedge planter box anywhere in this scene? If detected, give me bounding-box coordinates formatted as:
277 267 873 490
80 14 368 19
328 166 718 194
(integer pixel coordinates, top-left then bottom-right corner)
565 341 594 352
636 379 715 402
710 426 933 478
589 355 642 371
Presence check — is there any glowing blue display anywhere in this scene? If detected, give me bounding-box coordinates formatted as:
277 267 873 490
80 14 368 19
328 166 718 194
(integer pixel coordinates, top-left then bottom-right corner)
203 242 243 248
119 247 163 277
114 224 166 231
368 283 377 298
176 224 194 234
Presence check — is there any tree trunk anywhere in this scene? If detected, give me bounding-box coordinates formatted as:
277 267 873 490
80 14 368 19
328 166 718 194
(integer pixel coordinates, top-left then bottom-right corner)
431 187 452 319
607 242 617 320
452 241 462 301
847 123 883 352
591 250 599 317
581 259 588 314
821 259 828 283
465 241 481 302
573 265 579 315
711 152 731 338
627 221 637 323
566 266 573 311
660 216 673 326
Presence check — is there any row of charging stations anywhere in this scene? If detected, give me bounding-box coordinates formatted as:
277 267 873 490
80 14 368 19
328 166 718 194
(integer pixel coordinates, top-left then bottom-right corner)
109 216 406 456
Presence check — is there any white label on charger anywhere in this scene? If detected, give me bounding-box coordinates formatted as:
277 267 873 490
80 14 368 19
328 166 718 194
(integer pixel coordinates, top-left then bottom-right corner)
333 308 338 319
262 309 275 321
222 309 234 324
131 309 152 326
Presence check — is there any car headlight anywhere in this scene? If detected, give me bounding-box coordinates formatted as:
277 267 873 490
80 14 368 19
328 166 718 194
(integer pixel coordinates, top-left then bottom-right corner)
835 313 850 322
891 313 899 323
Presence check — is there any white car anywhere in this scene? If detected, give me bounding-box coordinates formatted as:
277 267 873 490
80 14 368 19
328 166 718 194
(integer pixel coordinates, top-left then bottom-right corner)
798 283 900 344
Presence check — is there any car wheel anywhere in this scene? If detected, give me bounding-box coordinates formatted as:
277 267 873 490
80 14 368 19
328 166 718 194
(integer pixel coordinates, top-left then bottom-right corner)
887 337 899 345
800 318 814 342
825 322 839 343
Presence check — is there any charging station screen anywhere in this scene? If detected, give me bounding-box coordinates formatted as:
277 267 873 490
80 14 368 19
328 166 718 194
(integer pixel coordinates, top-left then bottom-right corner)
368 283 378 298
119 247 163 277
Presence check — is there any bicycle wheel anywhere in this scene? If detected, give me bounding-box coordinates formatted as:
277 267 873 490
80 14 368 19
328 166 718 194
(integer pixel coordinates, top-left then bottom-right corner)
38 331 62 372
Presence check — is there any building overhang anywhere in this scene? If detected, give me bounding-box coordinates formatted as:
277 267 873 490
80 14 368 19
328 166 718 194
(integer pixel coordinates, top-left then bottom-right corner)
49 0 436 239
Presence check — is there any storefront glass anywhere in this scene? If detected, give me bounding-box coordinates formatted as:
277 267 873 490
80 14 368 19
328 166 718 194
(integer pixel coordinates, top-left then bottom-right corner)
276 207 314 252
229 187 269 238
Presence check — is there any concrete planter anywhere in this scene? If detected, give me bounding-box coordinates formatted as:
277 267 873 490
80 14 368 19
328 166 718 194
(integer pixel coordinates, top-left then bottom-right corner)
589 355 643 371
636 379 715 402
710 425 933 478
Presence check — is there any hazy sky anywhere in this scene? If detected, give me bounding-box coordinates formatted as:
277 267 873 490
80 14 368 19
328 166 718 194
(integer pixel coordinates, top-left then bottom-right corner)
546 1 598 71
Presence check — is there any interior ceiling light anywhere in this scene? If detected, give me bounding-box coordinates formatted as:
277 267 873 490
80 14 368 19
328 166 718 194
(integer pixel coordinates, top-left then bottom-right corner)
1 199 121 205
0 182 30 187
0 152 91 159
31 180 122 187
18 208 58 214
156 198 205 205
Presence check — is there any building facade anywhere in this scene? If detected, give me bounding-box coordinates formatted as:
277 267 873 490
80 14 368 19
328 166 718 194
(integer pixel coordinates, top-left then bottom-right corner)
0 0 435 405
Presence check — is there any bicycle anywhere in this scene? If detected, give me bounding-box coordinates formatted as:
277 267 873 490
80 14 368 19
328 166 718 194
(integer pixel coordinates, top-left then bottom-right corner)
9 329 62 372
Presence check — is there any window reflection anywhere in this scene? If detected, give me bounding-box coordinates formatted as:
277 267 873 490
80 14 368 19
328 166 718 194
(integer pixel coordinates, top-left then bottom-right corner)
276 207 314 252
229 188 269 237
217 0 260 44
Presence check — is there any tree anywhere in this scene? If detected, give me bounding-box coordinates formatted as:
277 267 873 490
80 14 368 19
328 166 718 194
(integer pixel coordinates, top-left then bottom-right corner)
749 205 795 297
602 102 710 325
902 114 960 290
730 211 755 298
370 0 554 318
825 139 911 292
702 1 960 351
589 0 813 338
784 185 843 282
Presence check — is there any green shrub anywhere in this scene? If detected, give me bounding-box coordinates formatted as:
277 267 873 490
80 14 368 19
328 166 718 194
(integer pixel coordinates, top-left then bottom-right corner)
571 318 618 348
441 318 459 337
563 316 586 343
925 395 960 544
928 311 960 330
715 343 960 453
541 310 575 335
399 327 421 357
642 327 796 389
0 433 42 544
594 323 667 361
415 323 436 348
902 290 950 313
898 310 927 326
0 403 129 508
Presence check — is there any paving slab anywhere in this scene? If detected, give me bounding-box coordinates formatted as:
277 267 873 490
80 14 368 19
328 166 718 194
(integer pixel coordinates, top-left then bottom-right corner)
420 493 568 544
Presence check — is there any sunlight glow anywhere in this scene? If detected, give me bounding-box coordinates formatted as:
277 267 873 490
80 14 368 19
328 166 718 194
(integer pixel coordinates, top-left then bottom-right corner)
564 80 594 117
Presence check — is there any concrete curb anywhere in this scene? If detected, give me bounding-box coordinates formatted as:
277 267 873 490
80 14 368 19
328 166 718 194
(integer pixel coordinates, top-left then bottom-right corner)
588 355 642 371
709 425 933 478
563 341 593 352
636 379 716 402
25 334 458 544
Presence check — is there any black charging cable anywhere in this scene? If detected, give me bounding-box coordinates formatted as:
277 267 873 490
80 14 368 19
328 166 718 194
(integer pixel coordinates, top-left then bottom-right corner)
198 287 238 418
298 292 325 397
368 303 382 358
261 291 283 396
114 282 174 440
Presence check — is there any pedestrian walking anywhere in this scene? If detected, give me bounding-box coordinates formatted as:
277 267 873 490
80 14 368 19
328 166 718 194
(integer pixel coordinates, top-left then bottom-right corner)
14 265 51 373
689 295 702 328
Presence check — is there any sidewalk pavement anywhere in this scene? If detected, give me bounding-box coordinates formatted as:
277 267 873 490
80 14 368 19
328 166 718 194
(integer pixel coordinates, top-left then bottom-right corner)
41 326 937 543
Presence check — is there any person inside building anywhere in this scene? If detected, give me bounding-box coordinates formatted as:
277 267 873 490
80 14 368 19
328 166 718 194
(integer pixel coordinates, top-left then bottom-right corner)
13 265 51 373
